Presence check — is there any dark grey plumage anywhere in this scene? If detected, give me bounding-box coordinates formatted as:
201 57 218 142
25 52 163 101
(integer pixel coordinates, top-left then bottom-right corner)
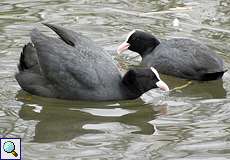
118 30 226 81
142 38 226 80
15 24 167 101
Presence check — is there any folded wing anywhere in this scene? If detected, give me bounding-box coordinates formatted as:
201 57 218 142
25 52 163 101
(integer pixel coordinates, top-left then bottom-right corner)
31 29 101 91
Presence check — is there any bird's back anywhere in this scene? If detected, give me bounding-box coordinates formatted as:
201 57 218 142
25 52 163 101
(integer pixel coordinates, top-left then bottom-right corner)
16 25 129 100
142 38 225 80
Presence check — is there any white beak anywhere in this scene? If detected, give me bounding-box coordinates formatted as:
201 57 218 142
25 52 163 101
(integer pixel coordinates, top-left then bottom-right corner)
156 80 169 91
117 42 130 54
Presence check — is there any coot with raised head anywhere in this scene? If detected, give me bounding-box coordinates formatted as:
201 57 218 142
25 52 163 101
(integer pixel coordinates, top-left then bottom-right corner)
117 30 226 81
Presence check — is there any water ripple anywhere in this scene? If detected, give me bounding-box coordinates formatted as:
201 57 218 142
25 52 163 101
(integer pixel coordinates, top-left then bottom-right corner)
0 0 230 159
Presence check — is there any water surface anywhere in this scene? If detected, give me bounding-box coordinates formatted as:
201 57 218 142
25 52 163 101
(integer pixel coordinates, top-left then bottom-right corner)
0 0 230 159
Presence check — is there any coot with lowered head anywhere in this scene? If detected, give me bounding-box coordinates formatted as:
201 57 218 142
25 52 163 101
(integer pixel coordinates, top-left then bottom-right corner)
15 24 169 101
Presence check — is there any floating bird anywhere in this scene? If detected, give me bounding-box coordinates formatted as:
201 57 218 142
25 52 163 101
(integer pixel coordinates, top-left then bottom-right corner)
117 30 226 81
15 24 169 101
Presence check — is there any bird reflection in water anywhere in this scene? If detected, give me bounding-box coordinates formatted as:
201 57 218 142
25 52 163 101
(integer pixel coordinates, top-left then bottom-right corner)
16 91 164 143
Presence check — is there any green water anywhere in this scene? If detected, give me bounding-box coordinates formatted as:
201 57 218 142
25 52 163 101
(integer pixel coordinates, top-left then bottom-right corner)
0 0 230 159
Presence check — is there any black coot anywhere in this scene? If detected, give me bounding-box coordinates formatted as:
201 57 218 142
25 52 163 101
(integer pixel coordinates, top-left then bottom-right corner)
117 30 226 81
15 24 169 101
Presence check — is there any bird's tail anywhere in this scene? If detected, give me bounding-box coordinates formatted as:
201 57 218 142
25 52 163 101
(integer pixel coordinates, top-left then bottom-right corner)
18 43 40 73
201 70 227 81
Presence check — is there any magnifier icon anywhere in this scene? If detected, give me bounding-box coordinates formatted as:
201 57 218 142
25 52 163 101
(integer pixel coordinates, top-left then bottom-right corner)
3 141 18 157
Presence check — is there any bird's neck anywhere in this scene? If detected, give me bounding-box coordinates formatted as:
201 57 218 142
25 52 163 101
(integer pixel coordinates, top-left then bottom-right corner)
139 44 159 58
121 73 142 98
139 49 152 58
121 74 152 98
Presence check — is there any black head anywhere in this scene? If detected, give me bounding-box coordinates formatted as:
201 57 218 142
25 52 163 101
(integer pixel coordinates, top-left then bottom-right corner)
122 67 169 97
117 30 160 57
